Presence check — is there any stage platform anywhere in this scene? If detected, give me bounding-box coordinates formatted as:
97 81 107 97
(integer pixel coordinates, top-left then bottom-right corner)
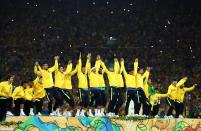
0 116 200 131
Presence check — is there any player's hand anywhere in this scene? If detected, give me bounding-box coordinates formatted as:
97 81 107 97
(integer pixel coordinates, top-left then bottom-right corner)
54 56 59 60
194 84 198 87
79 52 81 59
120 58 124 62
87 53 91 59
35 61 39 66
68 60 72 64
96 55 101 60
183 77 188 81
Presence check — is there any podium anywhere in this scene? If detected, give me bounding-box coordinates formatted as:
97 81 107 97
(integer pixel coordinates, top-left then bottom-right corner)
0 116 200 131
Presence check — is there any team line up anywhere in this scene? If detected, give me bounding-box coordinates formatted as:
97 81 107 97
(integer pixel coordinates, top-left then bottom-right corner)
0 53 197 121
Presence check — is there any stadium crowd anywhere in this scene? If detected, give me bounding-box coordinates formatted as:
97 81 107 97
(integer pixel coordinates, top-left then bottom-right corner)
0 0 201 118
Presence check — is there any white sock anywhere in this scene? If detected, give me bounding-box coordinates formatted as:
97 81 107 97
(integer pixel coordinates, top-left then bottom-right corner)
68 111 72 117
81 109 85 116
98 109 101 114
89 109 92 114
6 111 13 116
56 108 60 112
56 108 62 116
101 108 105 114
76 109 80 116
30 108 33 112
20 109 25 116
29 108 34 115
95 109 98 115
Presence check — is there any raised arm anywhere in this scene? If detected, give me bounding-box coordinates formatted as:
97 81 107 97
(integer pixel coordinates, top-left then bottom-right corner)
176 77 188 87
34 62 41 74
134 58 138 75
54 61 60 74
38 65 42 72
114 58 120 74
77 52 82 74
48 56 59 73
142 67 150 78
144 67 150 84
95 55 101 74
33 73 42 85
101 61 109 74
85 53 91 74
34 65 39 74
33 77 39 86
184 84 196 92
120 58 128 76
64 60 73 75
68 66 78 76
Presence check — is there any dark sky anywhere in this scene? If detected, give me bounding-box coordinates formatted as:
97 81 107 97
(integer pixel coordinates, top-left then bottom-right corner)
0 0 201 10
